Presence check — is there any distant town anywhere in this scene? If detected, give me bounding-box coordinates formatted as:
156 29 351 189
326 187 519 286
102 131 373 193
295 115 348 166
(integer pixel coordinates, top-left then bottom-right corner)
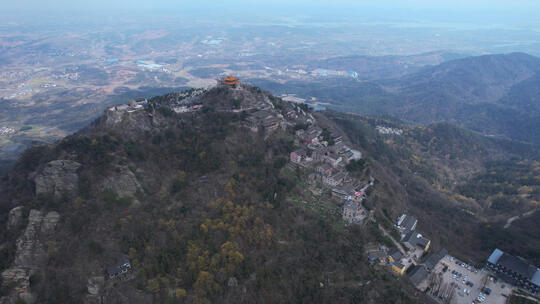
0 127 15 137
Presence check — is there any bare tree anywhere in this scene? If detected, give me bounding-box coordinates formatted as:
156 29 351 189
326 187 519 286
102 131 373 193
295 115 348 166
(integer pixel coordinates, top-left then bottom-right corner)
438 282 446 298
428 272 437 290
444 285 456 304
443 284 454 302
481 274 489 289
434 274 443 296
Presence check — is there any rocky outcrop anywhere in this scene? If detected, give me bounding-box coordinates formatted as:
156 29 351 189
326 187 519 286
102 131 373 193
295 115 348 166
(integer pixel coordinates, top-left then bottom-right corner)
86 276 105 296
34 160 81 199
102 107 154 137
85 275 105 304
1 210 60 304
103 166 142 198
7 206 23 230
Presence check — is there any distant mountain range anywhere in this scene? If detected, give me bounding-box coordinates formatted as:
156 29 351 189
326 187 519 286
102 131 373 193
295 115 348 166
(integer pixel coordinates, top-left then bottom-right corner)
386 53 540 144
252 52 540 145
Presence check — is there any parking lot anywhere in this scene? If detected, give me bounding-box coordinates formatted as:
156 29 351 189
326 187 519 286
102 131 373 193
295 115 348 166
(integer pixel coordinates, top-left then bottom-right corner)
418 255 514 304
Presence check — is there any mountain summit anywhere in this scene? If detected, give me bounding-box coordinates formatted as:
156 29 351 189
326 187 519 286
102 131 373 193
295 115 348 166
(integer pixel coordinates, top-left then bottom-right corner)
0 83 405 304
1 81 539 304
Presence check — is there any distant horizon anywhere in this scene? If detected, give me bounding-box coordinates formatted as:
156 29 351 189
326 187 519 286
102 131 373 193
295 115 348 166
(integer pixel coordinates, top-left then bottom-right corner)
2 0 540 27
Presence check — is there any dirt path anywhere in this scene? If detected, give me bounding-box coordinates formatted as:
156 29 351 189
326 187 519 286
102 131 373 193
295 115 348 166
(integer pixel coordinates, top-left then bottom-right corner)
378 224 407 255
504 209 538 229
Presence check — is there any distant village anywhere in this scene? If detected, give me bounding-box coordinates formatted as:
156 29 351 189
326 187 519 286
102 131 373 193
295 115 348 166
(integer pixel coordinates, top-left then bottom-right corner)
376 125 403 136
0 127 15 137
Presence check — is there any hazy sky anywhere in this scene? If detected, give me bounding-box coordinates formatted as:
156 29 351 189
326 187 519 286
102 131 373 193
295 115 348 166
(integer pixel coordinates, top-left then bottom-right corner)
2 0 540 17
4 0 540 24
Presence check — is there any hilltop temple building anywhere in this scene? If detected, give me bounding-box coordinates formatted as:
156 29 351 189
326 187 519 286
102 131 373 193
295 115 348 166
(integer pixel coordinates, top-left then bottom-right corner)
221 75 240 86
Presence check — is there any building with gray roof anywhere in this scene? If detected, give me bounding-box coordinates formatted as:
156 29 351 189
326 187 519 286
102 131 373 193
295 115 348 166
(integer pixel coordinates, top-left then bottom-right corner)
423 248 448 271
396 214 417 237
408 266 429 287
402 231 431 252
486 248 540 294
388 250 404 263
342 200 366 224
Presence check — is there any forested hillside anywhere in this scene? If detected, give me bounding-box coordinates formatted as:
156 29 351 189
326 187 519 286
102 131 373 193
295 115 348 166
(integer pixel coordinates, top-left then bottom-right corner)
327 112 540 266
0 85 419 304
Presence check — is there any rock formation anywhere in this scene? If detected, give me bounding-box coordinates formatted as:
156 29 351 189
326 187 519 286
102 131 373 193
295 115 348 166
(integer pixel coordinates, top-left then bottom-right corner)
34 160 81 199
1 210 60 304
103 166 142 198
6 206 23 230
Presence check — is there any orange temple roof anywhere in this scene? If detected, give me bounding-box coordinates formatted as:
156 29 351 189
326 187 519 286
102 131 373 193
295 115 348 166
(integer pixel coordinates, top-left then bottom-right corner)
221 75 240 85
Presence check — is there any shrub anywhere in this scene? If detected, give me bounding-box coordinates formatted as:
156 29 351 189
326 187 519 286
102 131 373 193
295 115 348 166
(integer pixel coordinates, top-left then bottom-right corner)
294 123 309 131
0 244 15 271
490 197 516 212
103 189 132 208
88 241 104 256
124 141 147 161
346 159 366 172
158 107 174 117
273 157 287 169
29 274 40 287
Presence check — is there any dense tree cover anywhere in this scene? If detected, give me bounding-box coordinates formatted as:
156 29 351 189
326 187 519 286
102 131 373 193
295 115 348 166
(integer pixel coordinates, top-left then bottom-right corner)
0 239 15 272
346 159 366 172
56 134 121 166
1 88 480 303
0 100 420 303
102 189 133 208
457 160 540 214
328 111 540 267
321 128 335 146
293 123 309 131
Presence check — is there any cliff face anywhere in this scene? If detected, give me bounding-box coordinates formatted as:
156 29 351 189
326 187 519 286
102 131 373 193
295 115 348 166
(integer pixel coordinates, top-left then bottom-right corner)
34 160 81 199
1 209 60 304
